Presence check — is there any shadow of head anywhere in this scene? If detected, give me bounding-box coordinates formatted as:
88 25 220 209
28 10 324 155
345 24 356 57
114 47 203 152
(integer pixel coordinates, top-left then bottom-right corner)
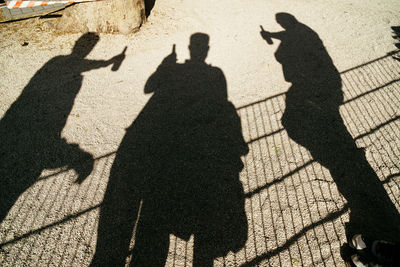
189 32 210 62
276 12 298 29
72 32 100 58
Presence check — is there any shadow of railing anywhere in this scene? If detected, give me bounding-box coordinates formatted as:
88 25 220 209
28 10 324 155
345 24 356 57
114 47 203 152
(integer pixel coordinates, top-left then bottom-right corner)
0 153 116 266
1 51 399 266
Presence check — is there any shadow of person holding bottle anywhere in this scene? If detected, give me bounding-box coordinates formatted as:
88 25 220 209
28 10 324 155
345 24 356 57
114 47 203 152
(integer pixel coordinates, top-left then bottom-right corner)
260 13 400 243
91 33 249 266
0 33 126 223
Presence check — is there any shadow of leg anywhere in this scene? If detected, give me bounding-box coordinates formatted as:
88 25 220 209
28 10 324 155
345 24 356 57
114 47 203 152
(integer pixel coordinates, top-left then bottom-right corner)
306 117 400 242
193 233 215 267
0 160 40 223
130 200 169 267
91 169 141 266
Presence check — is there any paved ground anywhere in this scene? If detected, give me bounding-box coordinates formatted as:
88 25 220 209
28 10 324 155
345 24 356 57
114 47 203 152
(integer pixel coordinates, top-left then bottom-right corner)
1 2 68 21
0 0 399 266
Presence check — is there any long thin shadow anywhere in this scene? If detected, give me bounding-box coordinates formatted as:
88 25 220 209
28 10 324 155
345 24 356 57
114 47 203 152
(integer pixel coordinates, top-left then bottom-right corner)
340 50 399 74
0 33 125 224
244 159 315 198
243 92 399 146
354 115 400 140
342 78 400 104
35 151 117 182
0 204 101 247
240 205 349 267
260 12 400 245
243 113 399 201
237 92 286 110
245 128 284 145
237 50 400 112
91 33 249 267
384 173 400 184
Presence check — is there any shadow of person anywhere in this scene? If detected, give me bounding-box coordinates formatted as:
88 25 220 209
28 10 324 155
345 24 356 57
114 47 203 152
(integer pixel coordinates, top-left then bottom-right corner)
0 33 125 223
260 13 400 243
91 33 249 266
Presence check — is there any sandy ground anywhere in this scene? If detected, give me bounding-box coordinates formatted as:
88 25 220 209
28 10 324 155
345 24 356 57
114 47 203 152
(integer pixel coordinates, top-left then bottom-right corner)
1 0 400 266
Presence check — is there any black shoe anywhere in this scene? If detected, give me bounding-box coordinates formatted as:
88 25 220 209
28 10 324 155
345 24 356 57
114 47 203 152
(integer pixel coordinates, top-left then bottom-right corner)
351 254 382 267
350 234 397 266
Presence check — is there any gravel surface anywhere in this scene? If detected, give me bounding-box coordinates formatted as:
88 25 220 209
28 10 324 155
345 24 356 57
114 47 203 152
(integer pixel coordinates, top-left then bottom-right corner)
1 0 399 266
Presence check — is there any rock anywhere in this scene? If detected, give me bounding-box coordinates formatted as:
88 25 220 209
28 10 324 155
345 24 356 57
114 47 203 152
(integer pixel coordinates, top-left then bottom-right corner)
42 21 55 31
56 0 146 34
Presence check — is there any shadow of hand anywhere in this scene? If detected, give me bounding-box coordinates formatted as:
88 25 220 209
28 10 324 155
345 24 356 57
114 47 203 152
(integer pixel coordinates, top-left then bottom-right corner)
260 25 273 44
111 46 127 71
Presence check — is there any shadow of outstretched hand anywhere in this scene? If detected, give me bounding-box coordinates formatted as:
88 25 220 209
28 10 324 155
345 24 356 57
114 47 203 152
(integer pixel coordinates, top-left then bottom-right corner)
260 25 273 44
111 46 127 71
